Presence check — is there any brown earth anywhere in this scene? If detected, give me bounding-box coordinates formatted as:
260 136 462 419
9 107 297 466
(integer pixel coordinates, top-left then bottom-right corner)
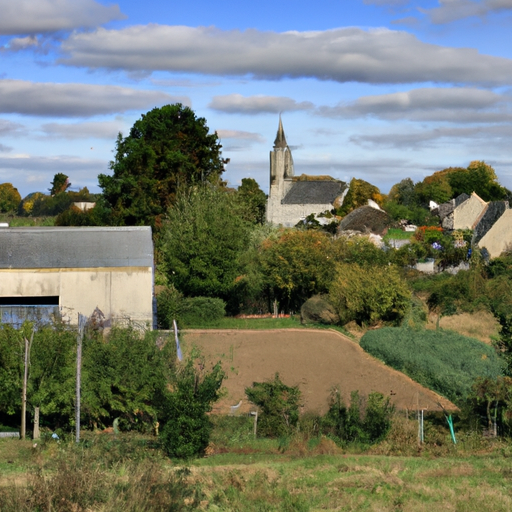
181 329 456 415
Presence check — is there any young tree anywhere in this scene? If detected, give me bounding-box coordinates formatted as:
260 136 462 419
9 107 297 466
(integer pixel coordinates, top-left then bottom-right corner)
237 178 267 225
99 104 227 229
49 173 71 196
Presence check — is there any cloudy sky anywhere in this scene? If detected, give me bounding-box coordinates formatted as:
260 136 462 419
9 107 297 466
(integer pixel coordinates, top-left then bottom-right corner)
2 0 512 197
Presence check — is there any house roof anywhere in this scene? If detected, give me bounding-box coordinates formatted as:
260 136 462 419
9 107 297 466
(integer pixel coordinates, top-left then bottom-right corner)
338 205 390 235
473 201 509 245
282 180 346 205
0 226 153 269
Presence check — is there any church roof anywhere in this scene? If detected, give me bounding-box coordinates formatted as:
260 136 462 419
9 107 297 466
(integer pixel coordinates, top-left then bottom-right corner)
282 180 346 205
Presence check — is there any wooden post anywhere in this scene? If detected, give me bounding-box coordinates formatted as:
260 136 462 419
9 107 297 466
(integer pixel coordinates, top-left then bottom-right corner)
21 337 29 440
251 411 258 438
76 314 86 443
21 331 34 440
33 407 40 440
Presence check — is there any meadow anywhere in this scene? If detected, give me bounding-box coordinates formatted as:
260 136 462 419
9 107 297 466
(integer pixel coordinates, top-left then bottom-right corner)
1 418 512 512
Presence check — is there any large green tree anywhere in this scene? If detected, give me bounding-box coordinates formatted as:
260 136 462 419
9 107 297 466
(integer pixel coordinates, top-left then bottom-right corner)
159 187 253 310
99 104 226 229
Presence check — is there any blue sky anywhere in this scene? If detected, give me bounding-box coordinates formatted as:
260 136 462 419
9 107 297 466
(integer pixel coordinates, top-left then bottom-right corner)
1 0 512 197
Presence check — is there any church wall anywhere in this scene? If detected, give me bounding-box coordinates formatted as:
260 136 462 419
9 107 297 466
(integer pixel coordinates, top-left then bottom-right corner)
268 202 334 227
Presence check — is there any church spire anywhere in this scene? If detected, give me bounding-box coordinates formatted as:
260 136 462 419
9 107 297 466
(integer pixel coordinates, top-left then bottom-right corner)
273 115 288 148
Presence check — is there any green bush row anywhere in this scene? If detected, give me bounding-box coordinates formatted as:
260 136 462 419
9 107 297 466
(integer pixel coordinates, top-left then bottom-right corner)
360 327 505 403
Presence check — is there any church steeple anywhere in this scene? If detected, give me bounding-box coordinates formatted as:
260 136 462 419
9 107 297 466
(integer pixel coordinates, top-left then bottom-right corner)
273 115 288 149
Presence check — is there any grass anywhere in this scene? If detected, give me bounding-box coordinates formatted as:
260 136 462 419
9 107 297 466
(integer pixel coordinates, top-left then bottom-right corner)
2 422 512 512
0 215 55 226
184 315 353 337
383 228 415 241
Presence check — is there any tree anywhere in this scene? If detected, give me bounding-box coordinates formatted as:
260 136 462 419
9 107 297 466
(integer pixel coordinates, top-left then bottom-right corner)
159 187 253 311
99 104 226 229
0 183 21 213
237 178 267 225
337 178 382 217
257 229 336 312
49 173 71 196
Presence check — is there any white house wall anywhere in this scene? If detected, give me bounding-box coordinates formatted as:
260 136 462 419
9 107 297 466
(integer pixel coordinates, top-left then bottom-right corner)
0 266 153 326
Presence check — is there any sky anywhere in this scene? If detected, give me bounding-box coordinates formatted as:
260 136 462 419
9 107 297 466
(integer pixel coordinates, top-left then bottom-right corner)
2 0 512 198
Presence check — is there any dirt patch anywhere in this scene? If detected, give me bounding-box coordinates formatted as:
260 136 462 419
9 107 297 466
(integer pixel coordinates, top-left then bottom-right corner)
182 329 456 415
426 311 499 344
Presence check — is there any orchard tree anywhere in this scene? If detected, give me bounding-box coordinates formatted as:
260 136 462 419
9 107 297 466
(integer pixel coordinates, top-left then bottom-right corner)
99 104 227 229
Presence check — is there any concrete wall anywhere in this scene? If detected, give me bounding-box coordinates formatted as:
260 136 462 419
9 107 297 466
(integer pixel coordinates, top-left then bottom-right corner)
453 193 487 230
478 209 512 258
0 266 153 326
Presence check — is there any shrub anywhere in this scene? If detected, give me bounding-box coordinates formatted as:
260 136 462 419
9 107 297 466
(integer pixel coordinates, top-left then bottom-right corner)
156 285 184 329
160 354 224 458
245 373 301 437
180 297 226 327
329 263 411 326
360 327 505 403
321 389 394 445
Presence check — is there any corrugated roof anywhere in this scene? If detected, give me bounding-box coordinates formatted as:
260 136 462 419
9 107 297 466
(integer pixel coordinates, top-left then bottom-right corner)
0 226 153 269
282 181 345 205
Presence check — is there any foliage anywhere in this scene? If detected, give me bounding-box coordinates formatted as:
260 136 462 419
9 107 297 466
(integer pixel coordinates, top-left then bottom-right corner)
156 285 184 329
49 173 71 196
415 172 453 205
180 297 226 327
329 263 411 326
387 178 417 207
360 327 505 403
337 178 382 216
245 373 301 438
321 389 394 445
159 186 253 312
237 178 267 225
332 235 390 266
0 183 21 213
257 229 335 312
18 192 46 215
160 354 224 458
54 203 108 226
99 104 226 229
82 326 171 431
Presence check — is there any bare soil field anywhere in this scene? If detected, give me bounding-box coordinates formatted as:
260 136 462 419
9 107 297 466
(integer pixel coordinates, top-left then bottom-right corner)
182 329 456 415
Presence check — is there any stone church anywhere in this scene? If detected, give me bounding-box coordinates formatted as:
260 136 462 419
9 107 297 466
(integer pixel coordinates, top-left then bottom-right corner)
266 118 347 227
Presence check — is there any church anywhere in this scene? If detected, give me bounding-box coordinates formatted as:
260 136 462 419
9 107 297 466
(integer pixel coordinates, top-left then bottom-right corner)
266 118 347 227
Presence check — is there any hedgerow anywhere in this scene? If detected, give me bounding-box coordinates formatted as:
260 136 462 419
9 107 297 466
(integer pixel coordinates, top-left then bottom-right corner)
360 327 505 403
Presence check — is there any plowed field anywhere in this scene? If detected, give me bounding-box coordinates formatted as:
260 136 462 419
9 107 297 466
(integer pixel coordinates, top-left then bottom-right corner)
181 329 456 414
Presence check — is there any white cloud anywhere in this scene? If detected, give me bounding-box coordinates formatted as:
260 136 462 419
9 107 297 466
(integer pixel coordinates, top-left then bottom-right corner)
59 25 512 86
318 87 512 123
421 0 512 24
210 94 314 114
0 0 125 35
0 80 187 117
40 120 125 139
5 35 39 51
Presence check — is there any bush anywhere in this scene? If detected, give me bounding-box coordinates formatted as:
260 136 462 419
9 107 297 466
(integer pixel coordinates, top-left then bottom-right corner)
245 373 301 438
180 297 226 327
329 263 411 326
321 389 394 445
159 355 224 459
300 294 339 325
156 285 184 329
360 327 505 403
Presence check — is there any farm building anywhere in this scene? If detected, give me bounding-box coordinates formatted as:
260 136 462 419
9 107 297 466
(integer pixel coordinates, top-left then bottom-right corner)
0 226 154 328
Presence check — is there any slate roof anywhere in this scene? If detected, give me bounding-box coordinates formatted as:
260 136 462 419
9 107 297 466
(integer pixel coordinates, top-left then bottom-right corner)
473 201 509 245
0 226 153 269
282 181 345 205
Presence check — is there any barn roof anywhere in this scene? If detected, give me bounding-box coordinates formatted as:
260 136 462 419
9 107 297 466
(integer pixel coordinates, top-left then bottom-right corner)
0 226 153 269
282 180 345 205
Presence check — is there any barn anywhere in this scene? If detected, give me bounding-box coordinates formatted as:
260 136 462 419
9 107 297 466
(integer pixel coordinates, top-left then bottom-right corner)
0 226 154 328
